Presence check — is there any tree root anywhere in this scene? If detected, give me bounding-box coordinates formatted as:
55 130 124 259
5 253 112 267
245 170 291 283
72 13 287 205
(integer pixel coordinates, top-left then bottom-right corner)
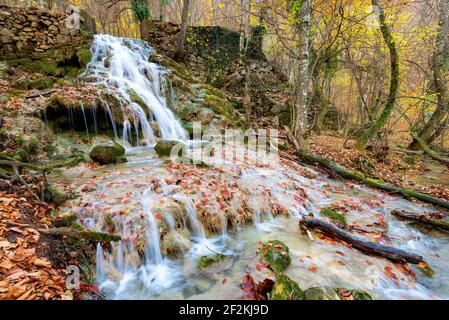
290 150 449 209
38 227 121 243
392 210 449 232
299 216 424 264
411 132 449 165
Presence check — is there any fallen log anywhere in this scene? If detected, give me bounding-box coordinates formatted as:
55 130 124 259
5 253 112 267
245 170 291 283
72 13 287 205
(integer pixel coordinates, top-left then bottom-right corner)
25 90 56 99
411 132 449 165
39 227 121 242
300 216 424 264
290 150 449 210
392 210 449 232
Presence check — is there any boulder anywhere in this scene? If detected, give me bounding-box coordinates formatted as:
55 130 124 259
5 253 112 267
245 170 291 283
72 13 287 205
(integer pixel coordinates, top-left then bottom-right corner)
258 240 291 273
89 142 127 165
270 274 304 300
154 140 186 157
161 229 191 257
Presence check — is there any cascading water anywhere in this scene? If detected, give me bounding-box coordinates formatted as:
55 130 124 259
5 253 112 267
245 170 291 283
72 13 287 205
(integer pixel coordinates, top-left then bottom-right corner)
51 34 449 300
82 34 188 145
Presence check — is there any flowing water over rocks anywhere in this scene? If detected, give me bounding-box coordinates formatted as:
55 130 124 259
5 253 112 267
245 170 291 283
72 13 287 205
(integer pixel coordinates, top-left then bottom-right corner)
49 35 449 300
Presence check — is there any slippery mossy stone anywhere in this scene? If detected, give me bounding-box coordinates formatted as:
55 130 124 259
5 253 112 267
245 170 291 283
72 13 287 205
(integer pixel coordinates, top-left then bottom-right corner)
304 287 341 300
77 48 92 67
270 273 304 300
258 240 291 273
320 208 347 226
45 185 67 206
197 254 227 271
161 229 192 257
89 143 126 165
154 140 186 157
12 76 31 90
352 289 373 300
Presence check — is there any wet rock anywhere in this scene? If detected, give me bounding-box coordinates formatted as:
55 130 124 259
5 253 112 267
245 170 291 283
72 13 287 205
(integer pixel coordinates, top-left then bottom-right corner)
304 286 341 300
45 185 68 205
196 254 227 271
154 140 186 157
89 142 127 165
303 287 373 300
161 229 191 257
258 240 291 273
270 273 304 300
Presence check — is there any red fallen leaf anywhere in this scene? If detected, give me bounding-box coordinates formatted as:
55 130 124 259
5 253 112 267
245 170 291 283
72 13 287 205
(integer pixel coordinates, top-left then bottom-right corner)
154 213 162 220
240 273 274 300
222 278 227 284
308 265 318 272
336 250 345 256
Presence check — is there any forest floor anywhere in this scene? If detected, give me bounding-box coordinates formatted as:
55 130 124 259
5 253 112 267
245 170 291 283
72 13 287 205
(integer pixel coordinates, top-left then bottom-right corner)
0 180 96 300
308 133 449 201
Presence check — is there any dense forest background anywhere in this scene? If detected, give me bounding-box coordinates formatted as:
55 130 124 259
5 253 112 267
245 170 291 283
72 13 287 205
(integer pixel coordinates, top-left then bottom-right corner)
2 0 448 153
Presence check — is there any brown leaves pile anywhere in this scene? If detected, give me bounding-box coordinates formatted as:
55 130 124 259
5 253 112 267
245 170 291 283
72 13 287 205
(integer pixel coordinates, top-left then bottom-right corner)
0 187 71 300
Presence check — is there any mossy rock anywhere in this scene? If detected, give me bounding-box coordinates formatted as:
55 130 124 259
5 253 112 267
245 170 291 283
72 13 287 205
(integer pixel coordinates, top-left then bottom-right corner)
89 143 127 165
0 93 12 105
351 289 373 300
63 152 87 167
12 76 55 90
270 273 304 300
161 229 192 257
127 88 149 110
304 286 341 300
45 185 68 206
258 240 291 273
320 208 347 226
154 140 186 157
197 254 227 271
76 48 92 67
304 287 373 300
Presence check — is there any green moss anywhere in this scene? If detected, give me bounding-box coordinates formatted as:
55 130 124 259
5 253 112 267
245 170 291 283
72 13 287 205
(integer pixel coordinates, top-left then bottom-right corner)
23 137 39 154
155 140 185 157
76 48 92 67
45 185 67 205
320 208 347 226
52 214 79 228
197 254 227 271
270 273 304 300
352 289 373 300
258 240 291 273
127 89 149 110
304 287 340 300
89 143 126 165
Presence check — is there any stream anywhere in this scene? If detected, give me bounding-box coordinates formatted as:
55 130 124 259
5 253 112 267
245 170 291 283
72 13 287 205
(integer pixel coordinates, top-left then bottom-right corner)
50 34 449 300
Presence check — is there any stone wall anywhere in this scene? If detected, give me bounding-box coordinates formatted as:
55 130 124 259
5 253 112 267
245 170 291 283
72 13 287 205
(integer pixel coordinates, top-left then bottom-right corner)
0 5 93 75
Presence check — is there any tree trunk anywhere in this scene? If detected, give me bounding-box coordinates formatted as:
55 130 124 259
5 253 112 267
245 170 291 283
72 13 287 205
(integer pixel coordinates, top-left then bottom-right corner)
173 0 190 61
300 217 424 264
356 0 399 150
291 0 312 150
409 0 449 151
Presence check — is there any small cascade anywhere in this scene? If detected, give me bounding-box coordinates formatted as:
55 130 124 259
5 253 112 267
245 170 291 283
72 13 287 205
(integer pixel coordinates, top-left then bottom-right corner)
81 34 188 145
142 189 163 264
80 105 90 142
96 243 106 284
172 195 206 240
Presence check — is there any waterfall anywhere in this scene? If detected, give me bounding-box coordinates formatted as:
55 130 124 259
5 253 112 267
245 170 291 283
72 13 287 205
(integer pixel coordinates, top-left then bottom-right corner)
82 34 188 145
